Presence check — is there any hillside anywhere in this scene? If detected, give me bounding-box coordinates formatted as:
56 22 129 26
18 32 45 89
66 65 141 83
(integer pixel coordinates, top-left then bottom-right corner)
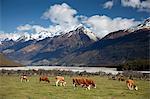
0 26 98 65
0 53 23 67
63 28 149 66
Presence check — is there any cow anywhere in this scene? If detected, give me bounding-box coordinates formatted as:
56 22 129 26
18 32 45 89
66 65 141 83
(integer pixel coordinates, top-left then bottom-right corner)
20 75 29 82
55 76 66 86
126 79 138 90
39 76 50 83
118 76 126 81
115 73 126 81
73 77 96 90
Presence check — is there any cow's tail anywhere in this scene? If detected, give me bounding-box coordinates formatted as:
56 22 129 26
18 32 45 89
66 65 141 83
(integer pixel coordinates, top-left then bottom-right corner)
72 79 75 84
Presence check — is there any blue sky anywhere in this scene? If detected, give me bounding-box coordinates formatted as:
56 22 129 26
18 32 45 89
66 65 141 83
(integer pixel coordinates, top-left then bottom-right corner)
1 0 149 33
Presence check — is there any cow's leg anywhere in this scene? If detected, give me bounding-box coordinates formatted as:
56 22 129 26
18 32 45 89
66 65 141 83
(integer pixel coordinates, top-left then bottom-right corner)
87 85 91 90
24 78 26 82
21 78 23 82
94 84 96 88
73 84 77 89
60 81 63 86
63 81 66 86
81 84 85 87
56 80 60 86
22 78 25 82
27 79 29 82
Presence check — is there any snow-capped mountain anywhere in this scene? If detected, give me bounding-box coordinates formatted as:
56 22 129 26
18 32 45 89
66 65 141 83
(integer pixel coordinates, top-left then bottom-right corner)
16 35 32 42
66 25 98 41
1 18 150 43
126 18 150 33
0 24 99 43
103 18 150 40
30 30 62 41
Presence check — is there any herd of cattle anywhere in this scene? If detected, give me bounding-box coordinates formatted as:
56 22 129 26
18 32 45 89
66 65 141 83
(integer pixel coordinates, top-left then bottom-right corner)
20 75 138 90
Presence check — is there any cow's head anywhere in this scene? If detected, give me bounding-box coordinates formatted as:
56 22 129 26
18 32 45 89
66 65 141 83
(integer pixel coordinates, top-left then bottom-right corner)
91 83 96 88
134 85 138 90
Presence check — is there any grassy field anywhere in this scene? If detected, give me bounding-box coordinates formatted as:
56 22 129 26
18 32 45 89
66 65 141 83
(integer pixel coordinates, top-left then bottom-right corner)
0 75 149 99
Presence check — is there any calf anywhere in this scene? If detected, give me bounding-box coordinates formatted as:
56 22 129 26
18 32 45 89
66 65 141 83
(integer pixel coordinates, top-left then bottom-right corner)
55 76 66 86
39 76 50 83
20 75 29 82
126 79 138 90
118 76 125 81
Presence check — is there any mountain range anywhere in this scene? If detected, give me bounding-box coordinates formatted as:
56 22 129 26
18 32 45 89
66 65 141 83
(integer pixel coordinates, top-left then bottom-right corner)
0 19 149 67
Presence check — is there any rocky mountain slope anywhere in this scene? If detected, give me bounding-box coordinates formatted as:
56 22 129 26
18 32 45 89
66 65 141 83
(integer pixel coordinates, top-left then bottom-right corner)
0 26 98 65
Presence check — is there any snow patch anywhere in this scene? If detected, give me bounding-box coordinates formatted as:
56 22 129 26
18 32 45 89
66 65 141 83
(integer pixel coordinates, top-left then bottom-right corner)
127 18 150 32
83 27 98 41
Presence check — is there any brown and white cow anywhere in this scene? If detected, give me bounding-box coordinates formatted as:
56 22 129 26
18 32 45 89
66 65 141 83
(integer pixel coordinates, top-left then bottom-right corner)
126 79 138 90
55 76 66 86
20 75 29 82
73 77 96 90
39 76 50 83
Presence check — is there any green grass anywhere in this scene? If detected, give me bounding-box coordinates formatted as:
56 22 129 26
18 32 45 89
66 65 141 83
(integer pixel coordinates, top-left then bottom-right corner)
0 75 149 99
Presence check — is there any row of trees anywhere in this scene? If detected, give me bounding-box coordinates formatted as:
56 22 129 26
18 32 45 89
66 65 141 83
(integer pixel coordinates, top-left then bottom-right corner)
0 69 149 79
117 60 150 71
0 69 109 77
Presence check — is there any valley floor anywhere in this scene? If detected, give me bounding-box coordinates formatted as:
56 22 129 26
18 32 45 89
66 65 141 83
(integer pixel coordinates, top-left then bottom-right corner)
0 75 149 99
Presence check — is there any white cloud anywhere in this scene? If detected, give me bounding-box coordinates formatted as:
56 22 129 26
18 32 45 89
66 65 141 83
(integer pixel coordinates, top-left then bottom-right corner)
83 15 140 38
17 24 32 31
121 0 141 8
121 0 150 13
40 3 141 38
103 1 114 9
42 3 79 31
